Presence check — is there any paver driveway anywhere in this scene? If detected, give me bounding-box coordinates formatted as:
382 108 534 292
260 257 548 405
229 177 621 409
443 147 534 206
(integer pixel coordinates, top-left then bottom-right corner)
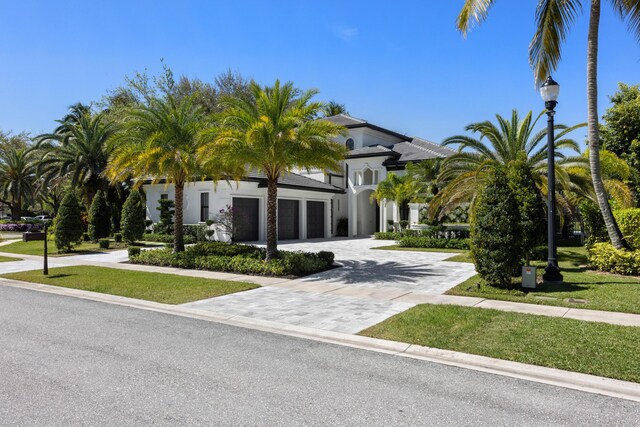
183 238 477 333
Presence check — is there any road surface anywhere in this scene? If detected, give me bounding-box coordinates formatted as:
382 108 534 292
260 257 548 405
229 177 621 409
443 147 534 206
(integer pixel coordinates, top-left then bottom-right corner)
1 285 638 425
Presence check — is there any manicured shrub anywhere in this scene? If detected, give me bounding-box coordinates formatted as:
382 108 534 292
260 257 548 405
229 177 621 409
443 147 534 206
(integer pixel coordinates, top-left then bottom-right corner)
164 243 174 249
508 158 547 263
336 217 348 236
98 238 110 249
130 242 334 277
470 168 522 288
54 193 84 252
374 232 404 240
143 233 196 244
121 190 146 244
128 246 141 258
531 245 549 261
183 224 208 242
156 199 175 234
399 220 409 230
88 190 111 241
579 200 608 247
588 242 640 276
114 232 123 243
398 237 470 250
614 208 640 250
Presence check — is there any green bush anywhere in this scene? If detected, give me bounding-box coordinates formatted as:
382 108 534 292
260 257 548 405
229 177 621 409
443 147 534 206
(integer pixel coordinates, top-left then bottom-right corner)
143 233 196 244
88 190 111 241
508 158 546 263
128 246 141 258
130 242 334 277
588 242 640 276
399 220 409 230
398 236 470 250
374 232 404 240
336 217 348 236
531 245 549 261
156 199 175 234
580 200 608 247
470 168 522 288
114 233 123 243
82 232 90 242
54 193 84 253
121 190 147 244
183 224 208 242
98 238 110 249
164 243 174 249
614 208 640 250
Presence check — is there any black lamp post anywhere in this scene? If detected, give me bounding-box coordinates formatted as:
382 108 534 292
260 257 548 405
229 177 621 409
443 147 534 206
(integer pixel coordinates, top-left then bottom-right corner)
540 76 563 284
43 220 49 275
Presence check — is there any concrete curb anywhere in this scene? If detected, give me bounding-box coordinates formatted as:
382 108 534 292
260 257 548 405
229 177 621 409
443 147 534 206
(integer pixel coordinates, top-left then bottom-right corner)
2 278 639 403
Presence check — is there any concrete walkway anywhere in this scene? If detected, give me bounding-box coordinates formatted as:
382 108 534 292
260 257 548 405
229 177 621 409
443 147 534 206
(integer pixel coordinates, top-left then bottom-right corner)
0 238 639 332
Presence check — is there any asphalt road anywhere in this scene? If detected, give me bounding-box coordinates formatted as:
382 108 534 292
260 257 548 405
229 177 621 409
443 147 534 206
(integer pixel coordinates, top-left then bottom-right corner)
1 286 639 426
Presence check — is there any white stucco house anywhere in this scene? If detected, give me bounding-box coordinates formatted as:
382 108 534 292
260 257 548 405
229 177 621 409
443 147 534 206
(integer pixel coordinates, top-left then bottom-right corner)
142 114 455 242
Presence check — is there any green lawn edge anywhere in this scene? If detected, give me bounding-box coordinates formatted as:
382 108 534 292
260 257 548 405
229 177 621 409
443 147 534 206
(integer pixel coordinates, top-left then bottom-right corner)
0 255 21 262
1 265 258 304
360 304 640 383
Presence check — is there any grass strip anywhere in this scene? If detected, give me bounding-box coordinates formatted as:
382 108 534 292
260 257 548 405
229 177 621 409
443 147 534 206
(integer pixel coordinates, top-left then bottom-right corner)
360 304 640 383
2 265 258 304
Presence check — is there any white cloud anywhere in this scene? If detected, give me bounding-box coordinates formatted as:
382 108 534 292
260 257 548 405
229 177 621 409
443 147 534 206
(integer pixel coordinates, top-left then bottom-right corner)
334 26 358 41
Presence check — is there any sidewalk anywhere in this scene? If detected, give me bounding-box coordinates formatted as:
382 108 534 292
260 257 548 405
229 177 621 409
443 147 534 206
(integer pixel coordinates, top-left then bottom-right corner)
1 247 639 329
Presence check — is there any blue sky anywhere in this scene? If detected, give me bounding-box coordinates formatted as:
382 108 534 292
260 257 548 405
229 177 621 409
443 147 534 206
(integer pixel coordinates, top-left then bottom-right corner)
1 0 638 144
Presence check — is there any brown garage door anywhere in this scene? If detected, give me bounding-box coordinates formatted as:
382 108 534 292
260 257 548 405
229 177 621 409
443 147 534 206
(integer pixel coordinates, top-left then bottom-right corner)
306 201 325 239
232 197 259 242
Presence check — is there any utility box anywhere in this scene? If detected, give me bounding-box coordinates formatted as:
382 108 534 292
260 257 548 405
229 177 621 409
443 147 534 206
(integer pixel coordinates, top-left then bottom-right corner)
522 266 538 289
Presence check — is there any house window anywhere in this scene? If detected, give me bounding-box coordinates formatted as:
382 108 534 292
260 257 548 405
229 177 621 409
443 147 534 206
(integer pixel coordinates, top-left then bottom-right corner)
374 170 379 184
200 192 209 222
346 138 355 151
160 194 168 200
363 168 373 185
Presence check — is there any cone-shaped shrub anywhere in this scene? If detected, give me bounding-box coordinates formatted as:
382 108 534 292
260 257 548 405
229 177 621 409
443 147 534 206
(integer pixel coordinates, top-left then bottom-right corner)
55 193 84 252
121 190 146 243
470 167 521 288
88 190 111 241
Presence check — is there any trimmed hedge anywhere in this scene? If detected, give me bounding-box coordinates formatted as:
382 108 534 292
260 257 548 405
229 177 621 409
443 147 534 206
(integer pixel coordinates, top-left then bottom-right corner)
614 208 640 250
142 233 196 244
373 225 468 241
0 222 42 232
129 242 335 277
588 242 640 276
398 237 470 250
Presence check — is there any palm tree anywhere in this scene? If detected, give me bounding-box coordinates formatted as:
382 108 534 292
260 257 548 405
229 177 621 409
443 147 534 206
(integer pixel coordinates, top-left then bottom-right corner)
0 145 37 219
206 80 346 260
371 172 419 227
36 104 117 205
456 0 640 249
108 94 208 252
323 101 348 117
429 110 588 218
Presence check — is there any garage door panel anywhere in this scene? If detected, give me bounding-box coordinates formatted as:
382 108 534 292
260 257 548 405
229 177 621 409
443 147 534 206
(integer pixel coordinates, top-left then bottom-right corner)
278 199 299 241
232 197 259 242
306 201 325 239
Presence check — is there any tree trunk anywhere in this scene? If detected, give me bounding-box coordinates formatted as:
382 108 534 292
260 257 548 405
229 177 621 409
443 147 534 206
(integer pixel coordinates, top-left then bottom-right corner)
174 183 185 252
266 177 278 261
10 201 21 220
586 0 630 249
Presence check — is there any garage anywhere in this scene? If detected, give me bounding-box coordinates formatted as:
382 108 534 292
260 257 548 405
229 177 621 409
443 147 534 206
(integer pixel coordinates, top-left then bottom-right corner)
232 197 259 242
306 201 325 239
278 199 299 240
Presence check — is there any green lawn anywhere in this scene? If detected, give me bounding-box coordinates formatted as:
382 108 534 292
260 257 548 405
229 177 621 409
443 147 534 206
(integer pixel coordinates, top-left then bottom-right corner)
2 266 258 304
360 304 640 383
0 238 142 257
447 246 640 314
0 255 20 262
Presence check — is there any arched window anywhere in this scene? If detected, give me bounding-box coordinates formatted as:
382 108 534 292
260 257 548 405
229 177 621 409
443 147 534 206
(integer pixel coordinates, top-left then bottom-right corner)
345 138 355 151
363 168 373 185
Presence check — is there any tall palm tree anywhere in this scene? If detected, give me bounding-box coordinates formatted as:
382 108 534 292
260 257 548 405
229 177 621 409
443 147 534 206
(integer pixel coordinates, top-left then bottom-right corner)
371 172 419 226
206 80 346 260
430 110 588 218
36 104 117 205
323 101 348 117
108 94 208 252
456 0 640 249
0 145 37 219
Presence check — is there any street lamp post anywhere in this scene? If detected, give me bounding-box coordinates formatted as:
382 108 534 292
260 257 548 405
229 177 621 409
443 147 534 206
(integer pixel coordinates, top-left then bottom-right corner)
43 220 49 275
540 76 563 284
